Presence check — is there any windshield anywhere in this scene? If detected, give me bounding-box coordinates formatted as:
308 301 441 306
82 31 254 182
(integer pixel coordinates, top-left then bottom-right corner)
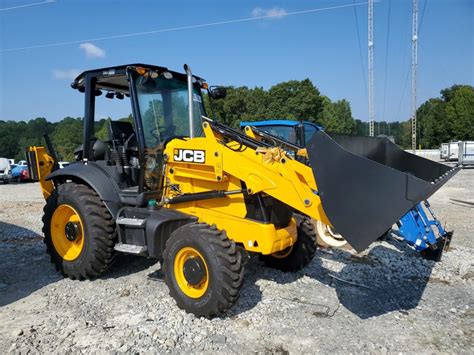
257 125 298 145
303 123 318 145
135 75 206 149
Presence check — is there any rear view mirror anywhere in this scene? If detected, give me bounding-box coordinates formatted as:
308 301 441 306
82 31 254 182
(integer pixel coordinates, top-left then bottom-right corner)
208 86 227 100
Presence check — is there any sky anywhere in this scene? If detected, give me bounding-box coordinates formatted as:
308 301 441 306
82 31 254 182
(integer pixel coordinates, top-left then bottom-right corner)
0 0 473 123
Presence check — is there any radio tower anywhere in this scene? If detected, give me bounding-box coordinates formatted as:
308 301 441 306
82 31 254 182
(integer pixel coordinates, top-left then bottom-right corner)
368 0 375 136
411 0 418 152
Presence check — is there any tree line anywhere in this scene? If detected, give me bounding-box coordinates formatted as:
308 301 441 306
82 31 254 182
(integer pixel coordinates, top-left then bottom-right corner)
0 80 472 161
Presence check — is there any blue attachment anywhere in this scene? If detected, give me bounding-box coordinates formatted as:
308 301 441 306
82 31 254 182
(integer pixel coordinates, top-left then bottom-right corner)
239 120 324 131
395 200 447 252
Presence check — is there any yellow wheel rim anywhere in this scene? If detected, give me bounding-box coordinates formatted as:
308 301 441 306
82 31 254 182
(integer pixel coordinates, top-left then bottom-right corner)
50 204 84 261
271 245 294 259
174 247 209 298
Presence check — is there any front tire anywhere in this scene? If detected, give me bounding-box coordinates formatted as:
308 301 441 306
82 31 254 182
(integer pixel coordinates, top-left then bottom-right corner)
42 182 117 280
163 223 244 317
261 215 317 272
315 220 348 248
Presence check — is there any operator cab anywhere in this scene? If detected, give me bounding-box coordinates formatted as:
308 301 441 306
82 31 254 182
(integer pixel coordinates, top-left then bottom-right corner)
70 64 210 204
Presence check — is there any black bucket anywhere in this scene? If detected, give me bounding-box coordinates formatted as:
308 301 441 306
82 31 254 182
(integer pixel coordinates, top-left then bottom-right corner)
306 132 459 252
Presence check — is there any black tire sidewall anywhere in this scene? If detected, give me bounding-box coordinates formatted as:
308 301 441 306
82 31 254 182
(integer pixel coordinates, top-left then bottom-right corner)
261 216 317 272
54 188 94 274
43 183 116 279
163 223 243 317
164 230 222 314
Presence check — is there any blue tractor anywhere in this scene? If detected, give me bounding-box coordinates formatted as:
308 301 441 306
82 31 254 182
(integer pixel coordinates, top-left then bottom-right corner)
240 120 323 148
241 119 455 260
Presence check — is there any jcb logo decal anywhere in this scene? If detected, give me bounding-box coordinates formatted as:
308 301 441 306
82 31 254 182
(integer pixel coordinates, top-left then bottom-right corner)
173 149 205 163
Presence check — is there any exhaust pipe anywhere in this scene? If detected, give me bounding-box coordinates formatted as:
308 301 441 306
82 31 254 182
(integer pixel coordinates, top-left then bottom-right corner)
184 64 194 139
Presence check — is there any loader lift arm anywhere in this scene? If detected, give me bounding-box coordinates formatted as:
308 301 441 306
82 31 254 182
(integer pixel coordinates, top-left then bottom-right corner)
242 120 459 258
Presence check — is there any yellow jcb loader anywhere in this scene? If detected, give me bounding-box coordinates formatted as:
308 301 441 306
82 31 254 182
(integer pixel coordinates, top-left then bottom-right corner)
27 64 458 317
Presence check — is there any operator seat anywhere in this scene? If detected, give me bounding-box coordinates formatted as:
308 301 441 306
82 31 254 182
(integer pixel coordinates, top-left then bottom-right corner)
107 120 137 149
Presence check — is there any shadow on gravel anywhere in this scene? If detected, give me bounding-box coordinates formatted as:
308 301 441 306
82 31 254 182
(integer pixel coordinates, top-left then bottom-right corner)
0 221 61 307
0 221 158 307
329 245 436 319
240 239 436 319
102 254 158 280
0 219 436 319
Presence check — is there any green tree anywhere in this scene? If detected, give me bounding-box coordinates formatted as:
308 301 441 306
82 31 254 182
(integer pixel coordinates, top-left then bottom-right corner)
0 121 21 158
415 84 474 148
267 79 324 123
206 86 251 127
51 117 84 161
443 85 474 141
320 97 356 134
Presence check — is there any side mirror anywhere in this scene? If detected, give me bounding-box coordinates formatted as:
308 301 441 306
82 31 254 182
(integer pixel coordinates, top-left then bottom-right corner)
208 86 227 100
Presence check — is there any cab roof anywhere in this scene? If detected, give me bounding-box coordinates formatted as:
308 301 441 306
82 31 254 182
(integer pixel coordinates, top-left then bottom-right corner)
240 120 323 130
71 64 204 94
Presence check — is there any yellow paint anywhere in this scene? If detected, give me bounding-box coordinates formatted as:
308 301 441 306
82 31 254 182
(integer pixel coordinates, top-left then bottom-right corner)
26 146 55 199
163 121 331 254
270 245 294 259
32 118 331 256
173 247 209 298
50 204 84 261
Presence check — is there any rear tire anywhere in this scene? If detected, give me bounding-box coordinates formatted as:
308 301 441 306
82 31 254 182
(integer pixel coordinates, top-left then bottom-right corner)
163 223 244 317
261 215 317 272
42 182 117 280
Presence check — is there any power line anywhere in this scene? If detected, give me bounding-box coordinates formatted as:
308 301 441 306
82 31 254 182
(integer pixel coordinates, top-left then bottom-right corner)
0 2 369 52
382 0 391 121
0 0 54 12
396 66 411 121
419 0 428 35
352 0 368 98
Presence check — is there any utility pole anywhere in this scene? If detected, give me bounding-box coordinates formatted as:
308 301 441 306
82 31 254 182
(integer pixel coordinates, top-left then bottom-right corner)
368 0 375 136
411 0 418 152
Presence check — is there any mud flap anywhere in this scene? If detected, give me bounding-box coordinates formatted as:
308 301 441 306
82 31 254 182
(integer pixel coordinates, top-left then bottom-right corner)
306 132 459 252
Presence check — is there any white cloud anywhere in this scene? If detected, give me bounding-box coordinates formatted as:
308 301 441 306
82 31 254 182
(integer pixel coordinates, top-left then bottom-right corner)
52 69 81 80
251 7 287 19
79 42 106 59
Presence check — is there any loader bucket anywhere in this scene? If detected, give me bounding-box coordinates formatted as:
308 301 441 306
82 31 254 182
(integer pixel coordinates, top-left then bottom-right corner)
306 132 459 252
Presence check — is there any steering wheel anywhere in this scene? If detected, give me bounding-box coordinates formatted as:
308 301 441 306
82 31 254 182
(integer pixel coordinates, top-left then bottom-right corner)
150 127 162 141
150 124 177 142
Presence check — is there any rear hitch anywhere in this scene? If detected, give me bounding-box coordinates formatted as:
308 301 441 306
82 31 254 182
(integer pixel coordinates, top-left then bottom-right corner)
395 201 453 261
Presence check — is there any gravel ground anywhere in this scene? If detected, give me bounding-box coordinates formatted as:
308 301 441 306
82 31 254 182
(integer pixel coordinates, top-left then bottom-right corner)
0 167 473 353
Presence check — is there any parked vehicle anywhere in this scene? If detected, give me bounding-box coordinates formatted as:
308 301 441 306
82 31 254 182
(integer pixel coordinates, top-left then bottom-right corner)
8 159 15 165
458 141 474 166
11 164 30 182
0 158 12 184
440 143 449 160
17 160 28 166
240 120 323 147
445 142 460 161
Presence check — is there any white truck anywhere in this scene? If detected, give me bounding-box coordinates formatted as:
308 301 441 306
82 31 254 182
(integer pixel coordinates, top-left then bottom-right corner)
458 141 474 166
0 158 12 184
440 143 449 160
444 141 461 161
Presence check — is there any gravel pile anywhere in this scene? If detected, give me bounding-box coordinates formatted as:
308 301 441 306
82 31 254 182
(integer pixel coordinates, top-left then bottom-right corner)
0 169 473 353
